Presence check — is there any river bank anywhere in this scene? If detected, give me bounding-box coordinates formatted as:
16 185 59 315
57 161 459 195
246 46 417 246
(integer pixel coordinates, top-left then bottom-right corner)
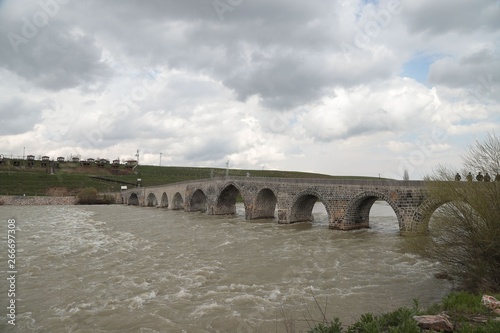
0 195 78 205
0 191 124 205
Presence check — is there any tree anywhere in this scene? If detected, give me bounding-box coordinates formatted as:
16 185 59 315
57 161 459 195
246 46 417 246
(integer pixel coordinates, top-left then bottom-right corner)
413 132 500 292
462 132 500 176
403 169 409 181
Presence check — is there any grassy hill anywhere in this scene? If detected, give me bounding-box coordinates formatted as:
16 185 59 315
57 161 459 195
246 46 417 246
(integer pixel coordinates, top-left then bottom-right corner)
0 159 381 196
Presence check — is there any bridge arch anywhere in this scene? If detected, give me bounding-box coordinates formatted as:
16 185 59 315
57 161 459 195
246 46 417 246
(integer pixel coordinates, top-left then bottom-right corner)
146 193 158 207
189 189 207 212
411 197 470 233
172 192 184 210
249 187 278 219
213 183 245 215
345 191 403 230
289 190 330 224
160 192 168 208
128 193 140 206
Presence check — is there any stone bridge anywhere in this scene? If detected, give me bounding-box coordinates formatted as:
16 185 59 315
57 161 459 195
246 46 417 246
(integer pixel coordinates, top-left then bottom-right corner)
121 176 438 235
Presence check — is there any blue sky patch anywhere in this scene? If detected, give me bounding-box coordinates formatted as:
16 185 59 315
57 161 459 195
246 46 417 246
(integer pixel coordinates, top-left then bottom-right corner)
402 54 441 85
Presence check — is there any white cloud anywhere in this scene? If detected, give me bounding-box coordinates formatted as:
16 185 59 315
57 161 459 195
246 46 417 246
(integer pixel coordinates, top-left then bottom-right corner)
0 0 498 179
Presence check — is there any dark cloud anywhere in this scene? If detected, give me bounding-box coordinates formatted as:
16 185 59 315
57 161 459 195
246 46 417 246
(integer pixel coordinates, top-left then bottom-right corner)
2 0 498 108
0 98 44 135
341 108 394 138
224 53 331 109
428 49 500 96
50 0 360 110
183 136 239 162
0 8 113 91
405 0 500 35
302 106 396 142
0 0 404 109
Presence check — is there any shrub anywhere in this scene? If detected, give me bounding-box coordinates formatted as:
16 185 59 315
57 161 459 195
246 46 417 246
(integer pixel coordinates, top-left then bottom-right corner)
344 307 421 333
412 132 500 292
416 178 500 292
308 318 343 333
76 187 114 205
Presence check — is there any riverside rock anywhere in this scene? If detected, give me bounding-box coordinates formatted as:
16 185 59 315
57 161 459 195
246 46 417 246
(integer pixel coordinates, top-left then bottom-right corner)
413 314 454 332
482 295 500 315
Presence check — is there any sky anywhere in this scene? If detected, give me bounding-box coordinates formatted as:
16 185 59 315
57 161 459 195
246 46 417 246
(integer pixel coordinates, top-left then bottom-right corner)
0 0 499 179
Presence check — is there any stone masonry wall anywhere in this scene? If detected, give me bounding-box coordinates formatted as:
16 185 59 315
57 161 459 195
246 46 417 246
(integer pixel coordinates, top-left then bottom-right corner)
0 196 78 205
121 177 428 233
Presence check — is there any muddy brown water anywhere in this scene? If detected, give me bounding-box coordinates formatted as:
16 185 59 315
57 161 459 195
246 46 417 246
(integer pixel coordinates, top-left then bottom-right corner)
0 202 451 332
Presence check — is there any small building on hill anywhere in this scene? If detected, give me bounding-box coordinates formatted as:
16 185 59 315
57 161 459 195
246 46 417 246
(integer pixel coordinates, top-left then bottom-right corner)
41 156 50 167
80 158 93 167
26 155 35 167
125 160 138 169
96 159 109 167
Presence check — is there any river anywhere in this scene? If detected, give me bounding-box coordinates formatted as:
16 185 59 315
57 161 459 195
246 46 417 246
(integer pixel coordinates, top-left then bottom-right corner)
0 202 452 332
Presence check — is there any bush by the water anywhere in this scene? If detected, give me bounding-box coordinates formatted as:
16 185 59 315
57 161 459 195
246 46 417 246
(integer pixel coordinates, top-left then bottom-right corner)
76 187 114 205
305 292 500 333
412 133 500 293
304 305 421 333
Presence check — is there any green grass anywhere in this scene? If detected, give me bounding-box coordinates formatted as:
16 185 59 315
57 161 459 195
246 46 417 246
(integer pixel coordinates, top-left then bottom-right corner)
428 292 500 332
305 292 500 333
0 161 383 196
441 292 493 316
0 170 108 196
